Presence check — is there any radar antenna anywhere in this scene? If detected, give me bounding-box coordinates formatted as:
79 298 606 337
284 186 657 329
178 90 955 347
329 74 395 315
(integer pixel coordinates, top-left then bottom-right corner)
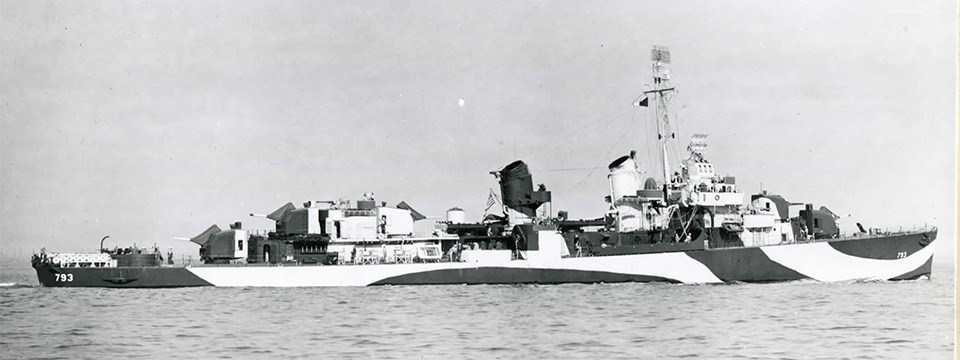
687 134 708 162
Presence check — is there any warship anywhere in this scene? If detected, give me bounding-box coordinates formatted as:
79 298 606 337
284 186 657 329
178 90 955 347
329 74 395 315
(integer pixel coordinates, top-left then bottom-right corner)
32 46 937 287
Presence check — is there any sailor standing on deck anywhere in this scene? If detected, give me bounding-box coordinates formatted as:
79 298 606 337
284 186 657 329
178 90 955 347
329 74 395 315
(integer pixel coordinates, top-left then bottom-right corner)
378 215 387 236
448 242 462 262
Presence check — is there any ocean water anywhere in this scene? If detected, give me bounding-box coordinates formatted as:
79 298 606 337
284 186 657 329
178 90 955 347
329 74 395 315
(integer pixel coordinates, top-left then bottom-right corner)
0 258 953 360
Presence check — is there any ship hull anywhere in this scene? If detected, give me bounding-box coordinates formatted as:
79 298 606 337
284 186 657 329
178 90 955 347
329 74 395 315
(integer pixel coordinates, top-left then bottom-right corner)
34 230 936 288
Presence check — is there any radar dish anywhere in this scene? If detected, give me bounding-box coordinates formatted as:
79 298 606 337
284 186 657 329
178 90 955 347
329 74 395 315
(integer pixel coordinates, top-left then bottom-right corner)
644 177 659 190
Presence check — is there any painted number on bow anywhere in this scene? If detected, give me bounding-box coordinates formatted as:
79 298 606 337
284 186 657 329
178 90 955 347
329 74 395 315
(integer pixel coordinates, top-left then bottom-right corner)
896 252 907 259
55 273 73 282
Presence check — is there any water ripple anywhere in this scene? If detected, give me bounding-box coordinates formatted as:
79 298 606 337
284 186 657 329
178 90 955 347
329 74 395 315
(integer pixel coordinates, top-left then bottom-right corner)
0 262 953 359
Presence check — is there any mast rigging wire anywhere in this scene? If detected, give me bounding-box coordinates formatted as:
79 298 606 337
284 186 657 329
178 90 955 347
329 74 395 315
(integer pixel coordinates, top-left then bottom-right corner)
524 108 635 162
573 109 641 187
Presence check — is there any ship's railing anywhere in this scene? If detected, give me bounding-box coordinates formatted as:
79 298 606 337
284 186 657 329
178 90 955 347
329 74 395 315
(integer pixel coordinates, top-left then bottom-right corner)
835 225 937 241
183 257 455 267
179 247 516 268
706 225 937 250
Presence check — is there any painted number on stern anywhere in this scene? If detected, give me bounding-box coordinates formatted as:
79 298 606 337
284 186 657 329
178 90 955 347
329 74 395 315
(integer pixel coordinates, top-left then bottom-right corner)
55 273 73 282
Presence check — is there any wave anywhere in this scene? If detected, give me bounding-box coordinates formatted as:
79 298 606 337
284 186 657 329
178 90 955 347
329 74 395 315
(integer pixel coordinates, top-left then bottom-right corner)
0 282 36 288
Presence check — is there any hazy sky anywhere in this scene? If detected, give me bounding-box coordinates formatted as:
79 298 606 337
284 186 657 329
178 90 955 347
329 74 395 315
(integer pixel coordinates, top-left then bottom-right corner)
1 1 955 260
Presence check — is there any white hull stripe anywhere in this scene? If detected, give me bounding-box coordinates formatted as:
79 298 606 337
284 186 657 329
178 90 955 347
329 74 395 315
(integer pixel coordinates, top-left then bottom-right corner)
538 252 723 283
186 252 724 287
760 240 936 282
